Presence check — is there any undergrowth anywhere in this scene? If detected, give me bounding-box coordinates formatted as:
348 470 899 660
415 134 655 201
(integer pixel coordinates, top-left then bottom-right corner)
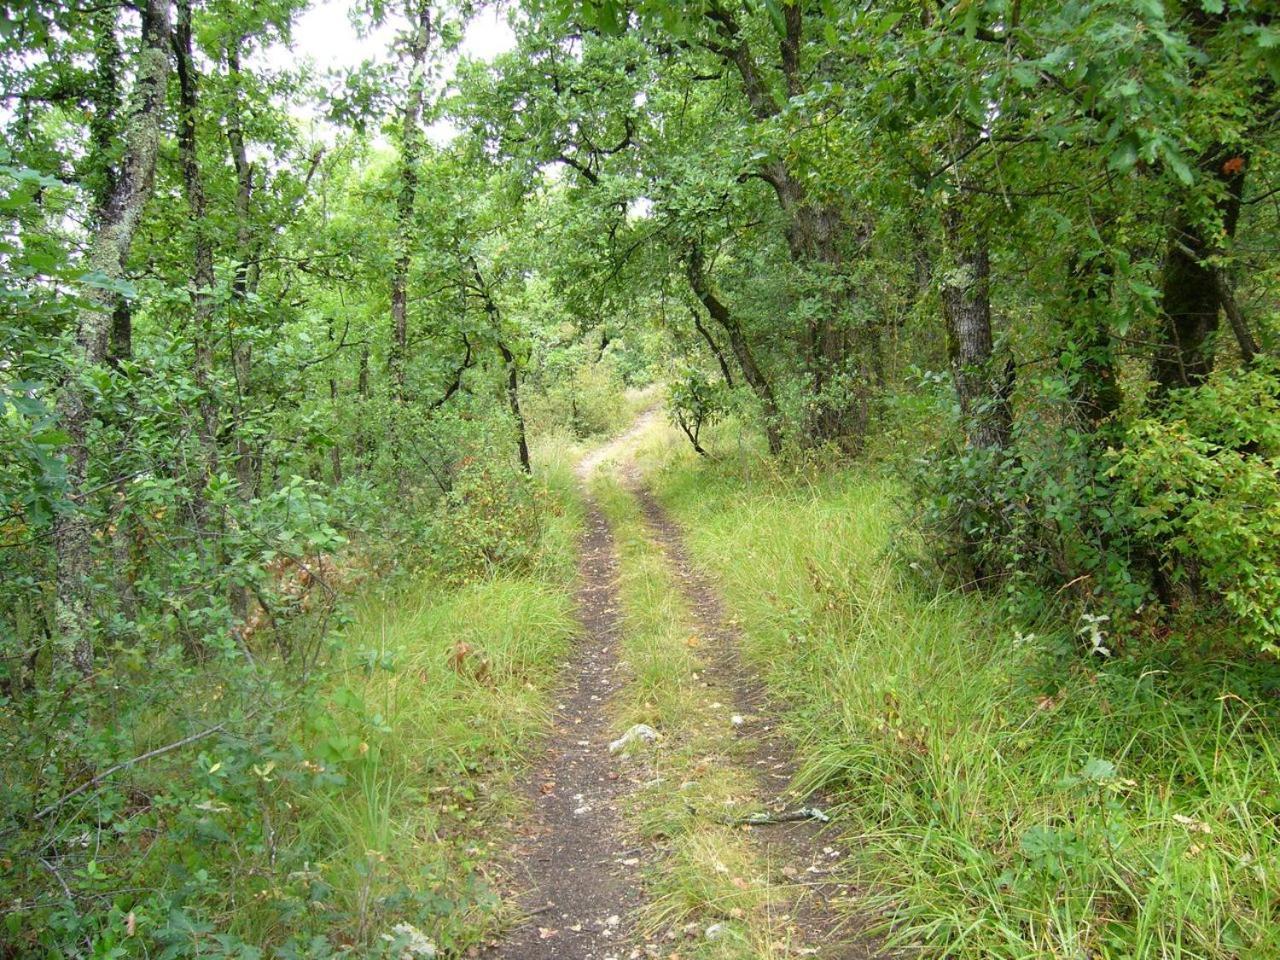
645 421 1280 960
1 455 584 958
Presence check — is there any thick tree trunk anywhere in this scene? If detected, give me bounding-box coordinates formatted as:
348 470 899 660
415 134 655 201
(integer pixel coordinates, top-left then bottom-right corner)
940 202 1012 452
175 0 219 532
1151 215 1223 391
53 0 171 674
388 0 431 401
686 246 783 455
1148 5 1250 393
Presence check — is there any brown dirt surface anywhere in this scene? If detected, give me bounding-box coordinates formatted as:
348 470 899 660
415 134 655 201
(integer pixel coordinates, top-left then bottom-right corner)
483 501 644 960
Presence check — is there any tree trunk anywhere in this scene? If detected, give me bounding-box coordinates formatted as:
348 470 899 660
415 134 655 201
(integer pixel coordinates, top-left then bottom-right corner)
940 201 1012 452
225 36 262 511
691 309 735 387
53 0 171 675
1149 9 1249 394
498 340 531 473
703 3 866 448
328 317 343 484
355 344 371 470
388 0 431 401
686 246 783 454
1151 209 1226 392
174 0 219 533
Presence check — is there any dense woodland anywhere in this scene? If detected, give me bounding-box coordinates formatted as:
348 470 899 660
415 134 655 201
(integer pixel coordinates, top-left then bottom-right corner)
2 0 1279 956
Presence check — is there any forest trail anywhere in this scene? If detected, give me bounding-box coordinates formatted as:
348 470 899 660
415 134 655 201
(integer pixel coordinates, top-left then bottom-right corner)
482 495 642 959
487 410 877 959
627 481 877 959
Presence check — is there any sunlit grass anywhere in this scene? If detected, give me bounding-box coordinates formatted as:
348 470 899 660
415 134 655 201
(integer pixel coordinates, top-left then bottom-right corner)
594 470 837 960
646 419 1280 960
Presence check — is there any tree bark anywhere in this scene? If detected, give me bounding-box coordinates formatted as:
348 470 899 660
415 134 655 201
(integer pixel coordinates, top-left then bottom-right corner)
691 309 735 387
703 2 868 446
498 340 531 473
686 245 783 454
388 0 431 401
174 0 220 532
1214 267 1260 365
225 36 262 506
470 258 530 473
328 317 343 484
54 0 171 674
1149 12 1250 393
940 201 1012 452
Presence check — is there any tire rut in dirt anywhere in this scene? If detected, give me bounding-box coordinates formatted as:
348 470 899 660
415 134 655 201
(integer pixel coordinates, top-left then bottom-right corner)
484 503 643 960
630 484 883 960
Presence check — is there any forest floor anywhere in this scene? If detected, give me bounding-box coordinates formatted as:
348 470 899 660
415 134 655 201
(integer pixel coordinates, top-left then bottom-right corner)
485 410 878 960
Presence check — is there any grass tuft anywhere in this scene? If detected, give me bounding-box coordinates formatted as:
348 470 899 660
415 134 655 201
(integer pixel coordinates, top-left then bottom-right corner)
644 420 1280 960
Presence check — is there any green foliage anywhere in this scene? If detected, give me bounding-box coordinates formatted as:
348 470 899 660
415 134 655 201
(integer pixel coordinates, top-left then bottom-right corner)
524 353 630 439
431 456 541 580
652 426 1280 960
1114 362 1280 653
667 366 729 454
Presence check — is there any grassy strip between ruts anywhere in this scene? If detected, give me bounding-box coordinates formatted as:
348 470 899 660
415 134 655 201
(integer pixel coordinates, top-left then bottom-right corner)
593 473 838 960
635 418 1280 960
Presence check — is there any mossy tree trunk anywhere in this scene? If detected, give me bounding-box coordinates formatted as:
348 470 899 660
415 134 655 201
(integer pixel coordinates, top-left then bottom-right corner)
54 0 172 675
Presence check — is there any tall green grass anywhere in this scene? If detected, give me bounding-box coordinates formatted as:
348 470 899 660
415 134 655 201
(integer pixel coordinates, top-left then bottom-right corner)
230 457 585 953
593 474 826 959
646 425 1280 960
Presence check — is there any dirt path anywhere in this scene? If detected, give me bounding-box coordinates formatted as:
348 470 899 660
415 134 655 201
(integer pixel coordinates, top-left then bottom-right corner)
486 410 877 958
630 483 878 958
484 500 643 960
484 417 665 960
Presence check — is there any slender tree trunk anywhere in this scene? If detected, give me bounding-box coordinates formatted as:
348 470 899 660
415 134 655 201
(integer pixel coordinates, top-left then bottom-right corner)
498 340 531 473
1064 253 1121 430
54 0 171 675
469 258 530 472
686 246 783 454
388 0 431 400
328 317 343 483
225 36 262 511
763 162 867 445
174 0 219 533
704 2 868 447
940 201 1012 452
691 309 735 387
355 344 371 470
1215 267 1261 365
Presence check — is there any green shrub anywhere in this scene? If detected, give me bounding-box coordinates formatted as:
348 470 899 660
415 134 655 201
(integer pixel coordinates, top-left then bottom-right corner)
525 356 628 439
430 458 540 580
1113 361 1280 653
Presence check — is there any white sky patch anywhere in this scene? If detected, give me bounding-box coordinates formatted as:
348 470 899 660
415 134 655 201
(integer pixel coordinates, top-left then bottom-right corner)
265 1 516 144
